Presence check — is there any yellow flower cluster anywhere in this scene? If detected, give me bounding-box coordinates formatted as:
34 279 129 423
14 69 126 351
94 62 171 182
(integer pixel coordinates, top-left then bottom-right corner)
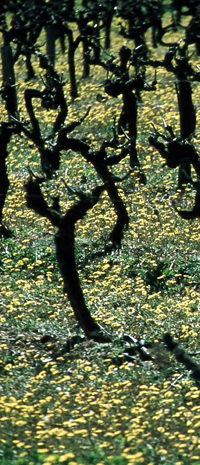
0 6 200 465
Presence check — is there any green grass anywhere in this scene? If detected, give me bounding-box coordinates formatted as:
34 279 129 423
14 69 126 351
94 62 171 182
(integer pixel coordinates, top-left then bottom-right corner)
0 5 200 465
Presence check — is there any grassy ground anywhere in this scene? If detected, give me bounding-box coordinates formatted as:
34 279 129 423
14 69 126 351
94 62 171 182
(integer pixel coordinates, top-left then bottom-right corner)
1 6 200 465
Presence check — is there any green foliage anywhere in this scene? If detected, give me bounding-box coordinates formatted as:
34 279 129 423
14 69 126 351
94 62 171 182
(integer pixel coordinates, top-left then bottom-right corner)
0 2 200 465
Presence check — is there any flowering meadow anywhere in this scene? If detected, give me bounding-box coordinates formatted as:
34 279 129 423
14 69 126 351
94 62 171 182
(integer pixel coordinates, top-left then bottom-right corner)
1 4 200 464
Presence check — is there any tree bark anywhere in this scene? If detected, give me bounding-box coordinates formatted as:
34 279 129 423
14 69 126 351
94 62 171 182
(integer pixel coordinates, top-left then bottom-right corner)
46 26 56 68
1 46 18 117
55 224 100 335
